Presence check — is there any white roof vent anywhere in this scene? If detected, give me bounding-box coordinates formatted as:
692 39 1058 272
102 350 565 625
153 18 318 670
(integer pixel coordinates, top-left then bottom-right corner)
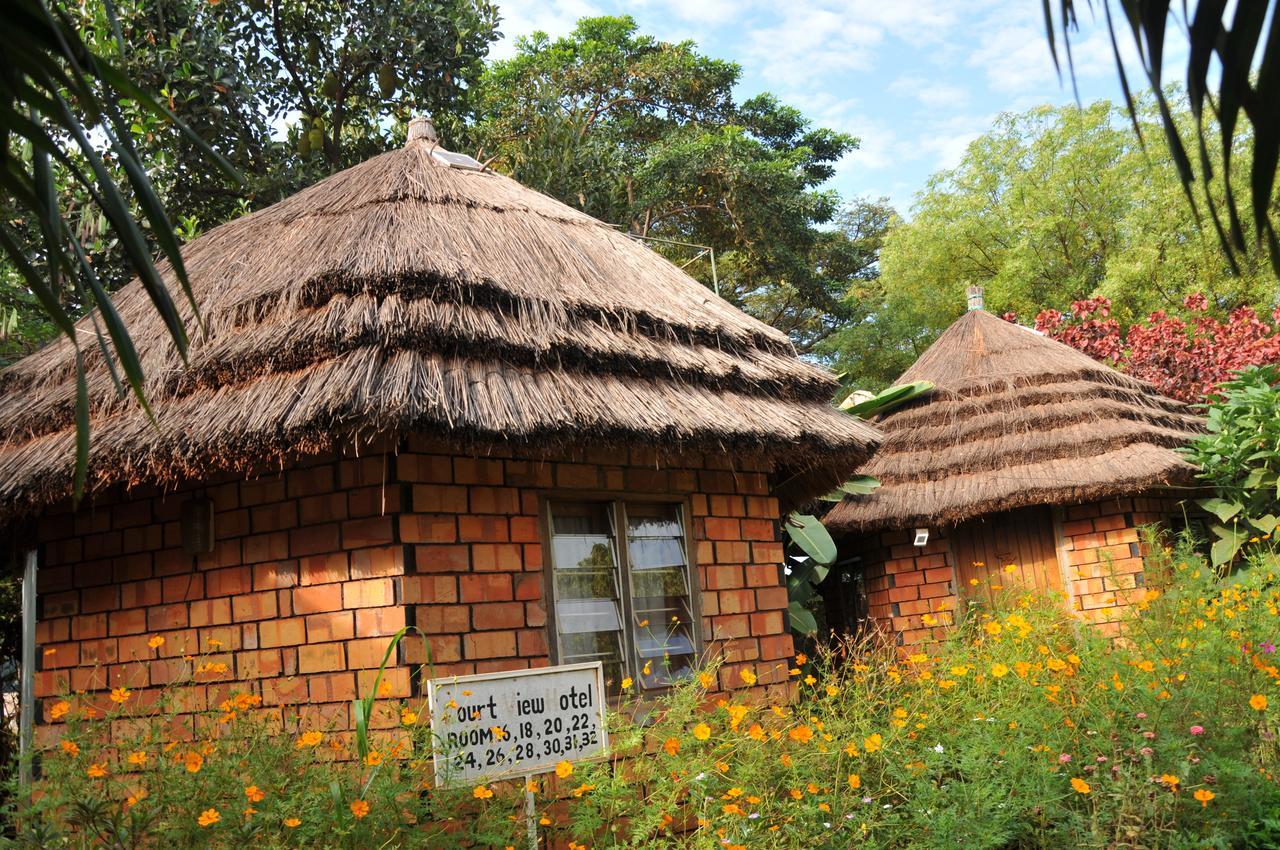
406 114 485 171
430 148 485 171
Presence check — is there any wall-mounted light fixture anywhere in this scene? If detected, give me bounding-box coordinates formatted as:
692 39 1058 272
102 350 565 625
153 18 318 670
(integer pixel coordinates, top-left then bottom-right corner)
181 496 215 555
913 528 930 547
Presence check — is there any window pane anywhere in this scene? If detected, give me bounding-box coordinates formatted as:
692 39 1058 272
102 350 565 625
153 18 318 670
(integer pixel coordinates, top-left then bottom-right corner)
549 502 625 694
626 503 696 690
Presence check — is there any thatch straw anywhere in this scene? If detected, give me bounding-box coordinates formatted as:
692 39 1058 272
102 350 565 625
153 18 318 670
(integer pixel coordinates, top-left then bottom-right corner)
0 138 878 518
824 310 1203 533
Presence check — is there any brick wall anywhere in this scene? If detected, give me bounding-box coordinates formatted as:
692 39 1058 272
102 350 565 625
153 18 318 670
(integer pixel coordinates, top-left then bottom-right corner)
846 527 957 646
1059 494 1188 637
845 493 1191 645
31 437 793 742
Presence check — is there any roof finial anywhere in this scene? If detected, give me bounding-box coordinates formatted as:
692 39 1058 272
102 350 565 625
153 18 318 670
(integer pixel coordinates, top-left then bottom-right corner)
966 285 984 312
406 115 438 146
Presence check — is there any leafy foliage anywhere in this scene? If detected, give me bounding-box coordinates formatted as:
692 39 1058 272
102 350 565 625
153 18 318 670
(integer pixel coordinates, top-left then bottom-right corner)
1183 365 1280 565
1045 1 1280 277
831 99 1278 391
1032 293 1280 403
14 539 1280 849
468 16 888 351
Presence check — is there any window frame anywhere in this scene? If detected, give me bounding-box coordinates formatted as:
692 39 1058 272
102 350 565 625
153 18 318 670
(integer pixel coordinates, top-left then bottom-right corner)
538 492 704 695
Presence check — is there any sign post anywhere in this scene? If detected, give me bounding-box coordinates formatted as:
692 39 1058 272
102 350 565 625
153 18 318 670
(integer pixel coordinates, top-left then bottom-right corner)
426 662 610 849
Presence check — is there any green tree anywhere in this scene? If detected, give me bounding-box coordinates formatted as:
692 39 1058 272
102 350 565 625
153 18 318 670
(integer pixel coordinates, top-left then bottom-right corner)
2 0 499 362
468 16 883 349
826 99 1279 390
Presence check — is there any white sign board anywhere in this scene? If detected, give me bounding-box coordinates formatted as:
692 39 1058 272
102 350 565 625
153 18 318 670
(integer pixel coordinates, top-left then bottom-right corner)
426 661 608 786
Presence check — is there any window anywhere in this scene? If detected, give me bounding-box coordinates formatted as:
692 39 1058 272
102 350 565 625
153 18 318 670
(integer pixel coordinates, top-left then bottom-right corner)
546 500 699 694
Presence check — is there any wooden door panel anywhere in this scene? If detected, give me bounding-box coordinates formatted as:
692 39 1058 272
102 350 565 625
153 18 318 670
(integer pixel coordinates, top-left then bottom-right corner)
951 507 1063 603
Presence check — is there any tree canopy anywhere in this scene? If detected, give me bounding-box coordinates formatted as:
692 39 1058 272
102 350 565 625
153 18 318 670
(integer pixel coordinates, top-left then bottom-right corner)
467 16 888 350
823 99 1280 391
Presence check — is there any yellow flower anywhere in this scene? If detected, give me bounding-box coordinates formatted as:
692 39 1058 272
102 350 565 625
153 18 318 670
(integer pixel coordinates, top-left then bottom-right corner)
747 724 765 741
50 701 70 720
197 808 221 827
128 751 148 766
663 737 681 755
1194 788 1215 807
803 674 817 686
848 773 861 790
739 668 757 686
921 614 938 626
350 799 370 819
473 785 494 800
1251 694 1269 711
284 817 302 828
110 687 132 704
949 666 969 677
1158 774 1180 790
60 739 79 757
87 762 107 778
555 760 574 778
296 731 323 748
1071 778 1091 795
490 726 507 741
572 783 595 798
863 733 882 753
401 709 418 726
642 660 652 676
991 663 1010 678
1003 564 1017 573
245 785 265 803
795 653 808 664
184 751 204 773
692 723 712 741
620 677 633 690
698 672 715 689
983 622 1003 636
147 635 165 649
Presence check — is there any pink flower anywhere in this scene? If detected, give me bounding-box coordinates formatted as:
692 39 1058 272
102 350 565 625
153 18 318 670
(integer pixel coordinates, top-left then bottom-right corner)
1058 753 1072 763
1142 731 1156 740
1189 726 1205 736
1136 712 1148 720
1140 747 1154 757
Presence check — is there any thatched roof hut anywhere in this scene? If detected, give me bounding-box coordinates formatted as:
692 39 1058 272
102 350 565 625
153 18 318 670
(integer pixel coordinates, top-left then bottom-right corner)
0 120 876 519
824 308 1203 534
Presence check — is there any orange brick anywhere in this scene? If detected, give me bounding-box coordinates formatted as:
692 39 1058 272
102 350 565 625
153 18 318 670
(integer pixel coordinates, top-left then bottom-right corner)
472 543 522 572
411 484 467 513
290 525 339 558
458 515 509 542
703 517 741 540
471 602 526 630
205 566 251 598
190 598 231 628
293 584 344 615
355 606 407 636
306 611 355 644
308 672 357 703
346 637 395 669
417 604 470 633
402 575 458 604
297 642 346 674
253 561 299 590
147 604 188 631
342 517 393 549
414 545 470 573
342 578 395 609
463 631 517 659
460 574 512 603
232 590 279 622
350 546 403 579
453 457 504 485
259 617 306 648
402 514 457 543
244 532 289 563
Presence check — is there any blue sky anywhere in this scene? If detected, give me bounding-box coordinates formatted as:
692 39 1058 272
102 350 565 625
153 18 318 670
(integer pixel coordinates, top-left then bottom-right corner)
489 0 1168 217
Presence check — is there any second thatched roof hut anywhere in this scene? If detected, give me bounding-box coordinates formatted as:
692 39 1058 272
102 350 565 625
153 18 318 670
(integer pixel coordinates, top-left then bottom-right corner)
824 301 1203 643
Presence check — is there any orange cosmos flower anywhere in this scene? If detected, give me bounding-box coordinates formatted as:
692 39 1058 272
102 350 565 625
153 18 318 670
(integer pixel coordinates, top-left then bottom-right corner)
296 731 323 748
110 687 132 704
1251 694 1269 711
244 785 265 803
473 785 494 800
60 739 79 757
350 800 370 819
197 808 220 827
555 761 574 778
147 635 165 650
692 723 711 741
87 763 107 778
184 751 204 773
663 737 681 755
50 701 70 720
1071 778 1091 794
1194 788 1215 807
284 817 302 828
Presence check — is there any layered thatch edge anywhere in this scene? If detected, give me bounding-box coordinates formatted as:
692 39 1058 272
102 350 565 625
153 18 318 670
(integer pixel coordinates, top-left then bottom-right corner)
824 311 1204 533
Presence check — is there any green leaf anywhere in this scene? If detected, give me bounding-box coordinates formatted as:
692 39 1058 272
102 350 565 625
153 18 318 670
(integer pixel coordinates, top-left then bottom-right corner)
787 601 818 636
840 381 933 417
1196 497 1243 523
1248 515 1279 535
1209 523 1247 567
784 514 836 565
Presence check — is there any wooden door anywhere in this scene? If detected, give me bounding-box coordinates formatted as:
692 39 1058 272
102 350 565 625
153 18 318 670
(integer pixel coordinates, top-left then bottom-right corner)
950 506 1064 601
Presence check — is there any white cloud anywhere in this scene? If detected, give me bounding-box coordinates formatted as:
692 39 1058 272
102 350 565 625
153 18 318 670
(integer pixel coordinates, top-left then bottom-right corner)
888 74 970 108
490 0 601 59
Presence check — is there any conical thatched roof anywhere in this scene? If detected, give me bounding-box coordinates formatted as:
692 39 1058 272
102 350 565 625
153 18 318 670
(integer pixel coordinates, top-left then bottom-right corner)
824 309 1202 533
0 126 877 519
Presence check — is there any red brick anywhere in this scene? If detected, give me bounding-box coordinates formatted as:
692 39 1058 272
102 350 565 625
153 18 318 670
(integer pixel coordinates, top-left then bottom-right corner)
308 672 357 703
120 580 162 609
162 573 205 602
411 484 468 513
473 543 523 572
253 561 299 590
350 546 404 579
402 515 457 543
299 552 348 586
342 517 393 549
244 532 290 563
298 493 347 525
554 464 599 489
346 637 395 668
471 602 525 630
355 606 407 636
417 604 470 633
205 566 251 598
414 545 470 573
755 587 788 610
460 574 513 603
402 575 458 605
458 515 509 542
469 487 521 514
289 525 339 558
453 457 504 485
108 609 147 636
190 598 231 628
703 517 741 541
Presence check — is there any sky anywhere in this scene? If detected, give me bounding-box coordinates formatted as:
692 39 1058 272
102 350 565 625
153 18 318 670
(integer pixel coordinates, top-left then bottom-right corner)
487 0 1168 216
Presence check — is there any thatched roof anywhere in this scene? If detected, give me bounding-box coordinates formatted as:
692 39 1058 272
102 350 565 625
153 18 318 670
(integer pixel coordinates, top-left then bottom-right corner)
824 309 1203 533
0 124 877 518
